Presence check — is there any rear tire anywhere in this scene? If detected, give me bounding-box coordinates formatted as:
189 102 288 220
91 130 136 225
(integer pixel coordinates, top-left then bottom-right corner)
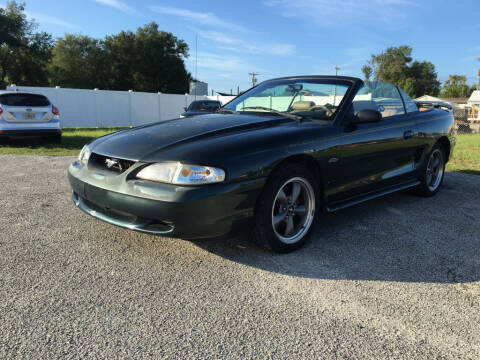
416 143 445 197
51 134 62 143
253 163 319 253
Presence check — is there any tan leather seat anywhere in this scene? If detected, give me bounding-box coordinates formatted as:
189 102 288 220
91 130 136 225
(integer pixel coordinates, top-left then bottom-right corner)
292 101 315 111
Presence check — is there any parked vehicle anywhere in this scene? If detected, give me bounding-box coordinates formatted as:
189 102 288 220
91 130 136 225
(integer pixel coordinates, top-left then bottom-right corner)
68 76 455 253
180 100 221 118
0 91 62 141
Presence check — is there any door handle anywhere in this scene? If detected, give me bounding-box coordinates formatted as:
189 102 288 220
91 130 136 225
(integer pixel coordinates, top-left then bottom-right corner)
403 130 413 139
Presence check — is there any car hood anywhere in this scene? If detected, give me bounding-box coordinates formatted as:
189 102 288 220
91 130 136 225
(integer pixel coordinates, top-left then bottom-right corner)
91 113 290 161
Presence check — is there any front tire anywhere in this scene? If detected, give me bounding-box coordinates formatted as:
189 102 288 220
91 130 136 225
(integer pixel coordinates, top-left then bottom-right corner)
416 143 445 197
253 163 318 253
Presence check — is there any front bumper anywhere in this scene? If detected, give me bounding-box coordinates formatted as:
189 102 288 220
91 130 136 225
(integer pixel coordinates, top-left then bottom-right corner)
68 161 265 239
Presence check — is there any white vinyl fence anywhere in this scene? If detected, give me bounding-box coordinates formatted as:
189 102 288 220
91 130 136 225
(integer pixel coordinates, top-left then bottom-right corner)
5 85 236 127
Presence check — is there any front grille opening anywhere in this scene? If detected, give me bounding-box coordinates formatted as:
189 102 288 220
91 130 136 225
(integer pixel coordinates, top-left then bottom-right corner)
143 222 174 233
89 153 136 173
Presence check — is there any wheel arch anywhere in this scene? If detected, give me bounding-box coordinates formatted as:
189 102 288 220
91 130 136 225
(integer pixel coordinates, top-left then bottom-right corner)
436 136 451 162
255 153 325 211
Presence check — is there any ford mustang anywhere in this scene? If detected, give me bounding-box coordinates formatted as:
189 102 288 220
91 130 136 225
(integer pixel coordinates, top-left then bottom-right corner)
68 76 455 253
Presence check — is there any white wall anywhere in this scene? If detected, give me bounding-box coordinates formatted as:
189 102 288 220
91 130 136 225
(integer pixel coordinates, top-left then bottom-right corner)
5 85 236 127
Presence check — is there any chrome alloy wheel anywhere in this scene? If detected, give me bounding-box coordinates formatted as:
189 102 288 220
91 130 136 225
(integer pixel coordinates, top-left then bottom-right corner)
271 177 315 244
426 148 444 192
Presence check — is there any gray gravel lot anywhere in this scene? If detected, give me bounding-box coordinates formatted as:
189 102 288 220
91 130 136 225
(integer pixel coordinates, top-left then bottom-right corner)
0 155 479 359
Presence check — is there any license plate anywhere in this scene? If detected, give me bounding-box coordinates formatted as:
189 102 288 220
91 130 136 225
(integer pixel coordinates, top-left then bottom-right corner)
23 112 35 120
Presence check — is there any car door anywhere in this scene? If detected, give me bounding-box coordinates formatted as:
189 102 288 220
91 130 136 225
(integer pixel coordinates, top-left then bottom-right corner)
327 81 419 205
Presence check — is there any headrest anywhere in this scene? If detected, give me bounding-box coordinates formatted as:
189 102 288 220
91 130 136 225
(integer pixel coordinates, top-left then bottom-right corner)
352 100 378 113
292 101 315 111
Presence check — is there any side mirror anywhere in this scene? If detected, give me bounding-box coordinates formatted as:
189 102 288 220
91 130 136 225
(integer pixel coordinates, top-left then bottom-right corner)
352 109 382 124
183 107 187 112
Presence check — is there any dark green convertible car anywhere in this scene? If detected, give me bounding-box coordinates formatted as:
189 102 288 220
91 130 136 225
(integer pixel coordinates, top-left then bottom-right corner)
68 76 455 252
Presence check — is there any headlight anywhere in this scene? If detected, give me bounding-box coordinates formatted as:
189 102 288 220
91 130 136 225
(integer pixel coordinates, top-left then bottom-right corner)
136 162 225 185
78 145 91 165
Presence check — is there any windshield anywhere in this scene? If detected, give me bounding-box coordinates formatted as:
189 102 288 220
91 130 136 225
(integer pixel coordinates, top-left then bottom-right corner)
187 101 220 112
224 79 351 120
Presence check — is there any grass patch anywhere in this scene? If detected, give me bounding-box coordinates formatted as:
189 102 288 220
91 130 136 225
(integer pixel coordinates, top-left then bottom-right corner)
0 128 479 175
0 127 126 156
446 134 480 175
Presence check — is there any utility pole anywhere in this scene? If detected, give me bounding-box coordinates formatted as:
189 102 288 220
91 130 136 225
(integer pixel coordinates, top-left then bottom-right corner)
334 65 340 76
333 66 340 105
249 72 259 88
477 57 480 90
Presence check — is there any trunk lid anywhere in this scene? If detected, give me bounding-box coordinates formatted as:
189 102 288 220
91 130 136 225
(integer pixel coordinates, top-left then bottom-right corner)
2 105 53 122
0 93 53 123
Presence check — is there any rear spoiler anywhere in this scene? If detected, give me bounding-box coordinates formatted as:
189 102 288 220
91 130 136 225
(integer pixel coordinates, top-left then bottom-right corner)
414 101 453 112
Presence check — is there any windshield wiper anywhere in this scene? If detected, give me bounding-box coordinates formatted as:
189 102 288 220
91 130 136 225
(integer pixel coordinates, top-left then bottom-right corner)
216 108 239 114
240 106 302 122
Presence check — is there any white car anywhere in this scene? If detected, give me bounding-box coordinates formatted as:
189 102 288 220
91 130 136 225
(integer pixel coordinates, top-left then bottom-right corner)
0 91 62 141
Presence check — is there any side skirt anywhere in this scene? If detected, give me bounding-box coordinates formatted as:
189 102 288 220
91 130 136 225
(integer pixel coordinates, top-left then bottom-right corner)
326 180 420 212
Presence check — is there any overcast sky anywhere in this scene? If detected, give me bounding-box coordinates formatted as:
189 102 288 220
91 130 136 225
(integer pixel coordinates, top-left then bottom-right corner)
14 0 480 93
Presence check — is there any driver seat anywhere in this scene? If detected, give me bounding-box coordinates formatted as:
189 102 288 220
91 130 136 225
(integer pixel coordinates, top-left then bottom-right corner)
292 101 315 111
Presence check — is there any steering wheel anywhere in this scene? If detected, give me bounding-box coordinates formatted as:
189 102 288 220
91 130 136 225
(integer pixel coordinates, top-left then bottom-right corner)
309 105 334 117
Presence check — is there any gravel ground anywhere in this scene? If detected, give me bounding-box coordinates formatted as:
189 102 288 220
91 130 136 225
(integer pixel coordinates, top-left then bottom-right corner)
0 155 479 359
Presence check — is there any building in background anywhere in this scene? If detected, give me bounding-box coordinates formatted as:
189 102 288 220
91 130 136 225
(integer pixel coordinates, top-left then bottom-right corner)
466 68 480 121
189 81 208 96
468 90 480 118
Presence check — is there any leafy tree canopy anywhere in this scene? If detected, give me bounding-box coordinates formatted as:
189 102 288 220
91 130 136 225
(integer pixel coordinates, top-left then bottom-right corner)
0 2 191 93
440 75 474 98
49 34 107 89
0 1 53 86
361 46 441 98
50 22 191 93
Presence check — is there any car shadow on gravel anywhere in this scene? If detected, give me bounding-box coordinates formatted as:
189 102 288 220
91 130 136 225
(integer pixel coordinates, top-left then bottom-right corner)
192 175 480 284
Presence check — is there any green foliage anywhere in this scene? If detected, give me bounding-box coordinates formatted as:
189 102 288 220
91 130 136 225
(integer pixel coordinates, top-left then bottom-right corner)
0 2 191 93
0 1 53 86
361 65 372 81
440 75 474 98
50 22 191 93
362 46 441 98
0 0 23 47
49 35 107 89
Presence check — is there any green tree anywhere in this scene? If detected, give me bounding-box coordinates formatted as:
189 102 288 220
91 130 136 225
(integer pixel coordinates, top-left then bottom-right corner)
0 1 53 86
0 1 23 47
104 22 191 93
48 34 108 89
361 46 440 98
440 75 474 98
102 30 136 90
50 22 191 93
361 65 372 81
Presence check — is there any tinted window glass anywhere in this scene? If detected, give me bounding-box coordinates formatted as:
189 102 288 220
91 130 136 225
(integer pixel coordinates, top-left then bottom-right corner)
0 93 50 106
397 87 418 113
188 101 220 111
352 81 405 119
